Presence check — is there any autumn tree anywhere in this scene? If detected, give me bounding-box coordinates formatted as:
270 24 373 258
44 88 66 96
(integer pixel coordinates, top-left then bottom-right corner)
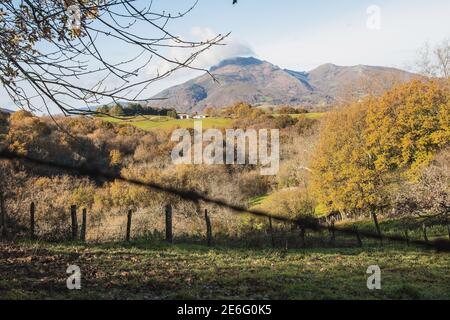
6 110 51 156
312 79 449 235
365 80 449 177
167 110 178 119
109 104 124 117
311 101 387 236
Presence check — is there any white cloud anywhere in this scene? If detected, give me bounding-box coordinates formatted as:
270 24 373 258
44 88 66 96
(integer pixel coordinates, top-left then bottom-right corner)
144 27 255 95
255 1 450 72
190 27 255 69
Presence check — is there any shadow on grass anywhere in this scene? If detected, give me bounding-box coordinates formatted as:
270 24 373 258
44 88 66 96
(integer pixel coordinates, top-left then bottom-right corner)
13 230 438 258
2 238 449 300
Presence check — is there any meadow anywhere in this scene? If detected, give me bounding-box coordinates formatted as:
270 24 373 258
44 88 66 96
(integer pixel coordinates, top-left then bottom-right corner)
1 240 449 300
100 113 324 131
102 115 233 131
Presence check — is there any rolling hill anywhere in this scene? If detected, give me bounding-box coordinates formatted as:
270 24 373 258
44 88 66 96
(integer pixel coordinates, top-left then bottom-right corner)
147 57 418 113
0 108 14 114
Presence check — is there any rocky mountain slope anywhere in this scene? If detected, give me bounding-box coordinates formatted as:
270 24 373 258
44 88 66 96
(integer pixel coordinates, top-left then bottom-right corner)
148 57 418 113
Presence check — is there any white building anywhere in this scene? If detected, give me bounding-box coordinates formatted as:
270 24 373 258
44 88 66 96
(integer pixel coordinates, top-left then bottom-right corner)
193 115 207 119
177 113 190 119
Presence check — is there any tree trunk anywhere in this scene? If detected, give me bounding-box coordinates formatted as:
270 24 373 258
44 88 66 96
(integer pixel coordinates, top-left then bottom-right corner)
329 219 336 243
300 227 306 247
371 208 382 244
354 227 362 247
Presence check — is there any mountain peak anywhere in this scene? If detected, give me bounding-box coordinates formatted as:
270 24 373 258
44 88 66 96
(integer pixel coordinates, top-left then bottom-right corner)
149 58 417 113
311 63 340 71
210 56 263 72
0 107 14 114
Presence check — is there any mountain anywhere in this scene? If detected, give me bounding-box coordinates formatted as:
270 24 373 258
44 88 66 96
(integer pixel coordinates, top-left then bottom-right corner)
0 108 14 115
147 57 418 113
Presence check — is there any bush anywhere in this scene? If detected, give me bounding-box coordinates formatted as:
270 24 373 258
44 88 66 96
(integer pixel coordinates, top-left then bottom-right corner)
274 115 298 129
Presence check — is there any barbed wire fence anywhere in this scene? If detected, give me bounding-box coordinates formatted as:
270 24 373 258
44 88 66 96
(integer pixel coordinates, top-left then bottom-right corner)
0 149 449 252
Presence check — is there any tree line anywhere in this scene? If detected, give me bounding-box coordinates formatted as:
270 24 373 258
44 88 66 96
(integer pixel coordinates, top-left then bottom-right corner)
97 104 178 118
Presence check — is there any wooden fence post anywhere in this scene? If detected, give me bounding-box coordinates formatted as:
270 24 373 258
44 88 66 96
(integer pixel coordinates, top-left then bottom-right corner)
404 230 410 246
80 208 87 242
165 204 173 243
422 223 428 243
70 205 78 240
126 209 132 242
354 227 362 247
30 202 35 239
0 192 6 239
268 216 275 248
204 209 212 247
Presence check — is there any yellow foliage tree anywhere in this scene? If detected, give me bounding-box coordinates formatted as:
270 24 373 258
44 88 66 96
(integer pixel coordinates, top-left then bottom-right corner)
312 79 449 236
7 111 50 156
312 102 387 215
365 79 449 177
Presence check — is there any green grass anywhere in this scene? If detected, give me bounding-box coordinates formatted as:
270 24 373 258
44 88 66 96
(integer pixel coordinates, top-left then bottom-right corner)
290 112 325 119
101 116 233 131
271 112 325 119
339 217 450 242
248 195 269 207
101 113 324 132
250 191 328 217
1 240 449 299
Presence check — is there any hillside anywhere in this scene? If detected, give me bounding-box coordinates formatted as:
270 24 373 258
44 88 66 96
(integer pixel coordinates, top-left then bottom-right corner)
147 57 418 113
0 108 14 115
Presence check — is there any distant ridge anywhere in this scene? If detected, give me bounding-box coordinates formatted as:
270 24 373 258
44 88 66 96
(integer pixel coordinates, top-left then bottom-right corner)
210 57 263 72
0 108 14 114
147 57 418 113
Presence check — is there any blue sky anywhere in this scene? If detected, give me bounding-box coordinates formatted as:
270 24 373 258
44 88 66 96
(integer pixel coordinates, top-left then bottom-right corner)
1 0 449 111
171 0 450 70
118 0 450 96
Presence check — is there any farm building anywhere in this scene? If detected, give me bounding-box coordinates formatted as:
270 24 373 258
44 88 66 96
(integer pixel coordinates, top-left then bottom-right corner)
193 115 208 119
177 113 190 119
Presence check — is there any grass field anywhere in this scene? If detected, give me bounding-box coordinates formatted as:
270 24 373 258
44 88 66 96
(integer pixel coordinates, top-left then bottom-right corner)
1 240 449 300
289 112 325 119
338 218 450 242
101 113 324 131
103 116 233 131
